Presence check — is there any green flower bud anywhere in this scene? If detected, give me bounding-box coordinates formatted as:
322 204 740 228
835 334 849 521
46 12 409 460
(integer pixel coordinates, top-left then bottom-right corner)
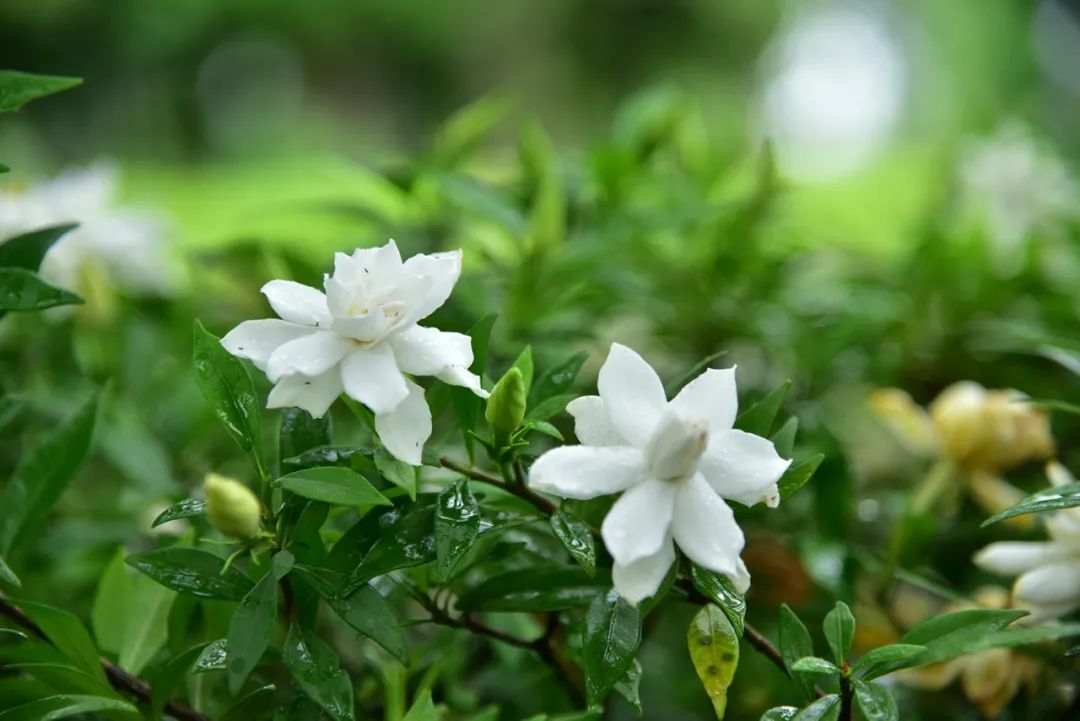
485 366 527 443
204 473 262 540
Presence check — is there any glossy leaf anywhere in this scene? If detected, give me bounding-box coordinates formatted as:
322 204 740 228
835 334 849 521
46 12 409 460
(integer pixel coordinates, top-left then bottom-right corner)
853 681 897 721
550 509 596 577
822 601 855 665
18 601 107 685
435 480 480 579
193 639 228 672
0 224 77 270
151 498 206 528
852 644 927 680
226 550 293 693
688 604 739 720
760 707 799 721
778 454 824 500
347 505 436 589
126 547 254 601
790 657 839 675
275 466 390 507
279 408 332 464
792 695 840 721
282 623 354 721
458 566 608 612
0 71 82 113
778 604 816 701
735 380 791 436
691 565 746 636
981 481 1080 527
584 590 642 706
0 268 82 311
0 694 137 721
614 659 643 714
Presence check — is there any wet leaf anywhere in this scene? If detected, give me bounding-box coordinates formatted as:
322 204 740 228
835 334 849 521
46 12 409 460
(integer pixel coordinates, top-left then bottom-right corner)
226 551 293 693
151 498 206 528
279 408 332 463
126 547 254 601
852 644 926 680
853 681 897 721
275 466 390 507
790 657 839 675
458 566 608 612
193 639 228 672
690 565 745 636
347 505 436 589
584 590 642 706
282 623 354 721
792 695 840 721
435 479 480 579
688 604 739 720
550 509 596 576
0 268 82 312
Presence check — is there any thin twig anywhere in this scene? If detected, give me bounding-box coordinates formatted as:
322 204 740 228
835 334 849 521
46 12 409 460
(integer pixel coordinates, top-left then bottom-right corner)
0 590 212 721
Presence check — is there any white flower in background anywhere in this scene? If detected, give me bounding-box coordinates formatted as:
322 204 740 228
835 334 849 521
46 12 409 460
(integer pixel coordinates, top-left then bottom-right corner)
528 343 791 605
222 240 486 465
974 462 1080 622
0 163 178 295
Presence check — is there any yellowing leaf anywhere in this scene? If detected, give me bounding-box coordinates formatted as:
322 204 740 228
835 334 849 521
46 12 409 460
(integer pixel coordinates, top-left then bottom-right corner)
688 604 739 720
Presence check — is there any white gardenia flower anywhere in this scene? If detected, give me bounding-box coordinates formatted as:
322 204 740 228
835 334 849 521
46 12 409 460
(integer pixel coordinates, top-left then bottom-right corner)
0 163 178 295
974 462 1080 622
222 240 486 466
528 343 791 605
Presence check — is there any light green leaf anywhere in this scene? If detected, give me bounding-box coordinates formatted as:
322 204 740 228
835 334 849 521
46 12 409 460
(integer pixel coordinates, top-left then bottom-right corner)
790 657 840 675
0 556 19 588
510 346 535 395
17 601 107 685
822 601 855 665
0 694 137 721
402 689 438 721
151 498 206 528
853 681 898 721
275 466 390 507
792 695 840 721
981 481 1080 527
852 644 926 680
91 549 131 655
282 623 354 721
584 590 642 706
760 707 799 721
119 572 176 675
435 479 480 579
0 71 82 113
193 639 228 672
688 604 739 720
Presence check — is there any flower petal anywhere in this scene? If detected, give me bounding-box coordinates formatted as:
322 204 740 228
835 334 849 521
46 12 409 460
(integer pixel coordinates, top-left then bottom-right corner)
597 343 667 446
669 367 738 432
436 365 488 398
266 370 343 418
266 330 355 382
398 249 462 324
352 239 403 278
612 537 676 606
1013 561 1080 606
340 344 409 414
390 325 473 375
730 557 751 595
567 396 624 446
974 542 1070 577
528 446 645 500
699 429 790 508
601 478 677 565
671 473 744 575
261 280 329 326
375 378 431 465
221 319 312 372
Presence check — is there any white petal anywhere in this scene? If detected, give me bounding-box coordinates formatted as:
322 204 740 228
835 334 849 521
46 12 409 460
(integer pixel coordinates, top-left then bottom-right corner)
669 367 738 432
266 331 355 383
601 478 677 565
340 344 409 414
267 370 343 418
390 325 473 375
528 446 645 500
597 343 667 446
567 396 624 447
352 239 404 278
399 249 462 324
436 365 488 398
375 378 431 465
729 557 751 595
699 429 790 508
221 319 312 372
974 542 1071 577
1013 561 1080 606
613 537 676 606
261 280 329 326
671 474 744 575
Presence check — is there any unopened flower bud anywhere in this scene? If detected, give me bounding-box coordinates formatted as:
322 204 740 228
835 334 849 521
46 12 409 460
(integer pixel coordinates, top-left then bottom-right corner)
204 473 262 540
485 366 526 443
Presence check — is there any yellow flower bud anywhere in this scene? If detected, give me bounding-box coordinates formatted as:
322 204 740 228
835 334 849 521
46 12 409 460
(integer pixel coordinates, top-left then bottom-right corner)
485 366 527 443
929 382 1053 472
204 473 262 540
868 388 936 455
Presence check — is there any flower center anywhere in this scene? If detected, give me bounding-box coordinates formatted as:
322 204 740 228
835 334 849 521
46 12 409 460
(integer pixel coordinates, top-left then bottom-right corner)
645 413 708 482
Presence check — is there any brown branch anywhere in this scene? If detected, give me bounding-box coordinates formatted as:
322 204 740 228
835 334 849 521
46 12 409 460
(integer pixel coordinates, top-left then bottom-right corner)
839 673 853 720
0 590 212 721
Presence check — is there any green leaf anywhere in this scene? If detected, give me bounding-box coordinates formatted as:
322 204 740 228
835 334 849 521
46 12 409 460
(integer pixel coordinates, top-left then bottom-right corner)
147 643 209 719
435 479 480 579
4 662 113 696
275 466 390 507
193 639 228 672
690 565 745 636
0 71 81 113
402 689 438 721
584 590 642 706
524 419 564 440
375 447 418 501
91 549 131 655
527 393 578 422
900 608 1027 646
119 569 176 673
614 658 642 714
687 604 739 720
822 601 855 665
221 685 278 721
468 314 498 376
227 550 293 693
126 547 254 600
770 417 799 459
0 556 20 588
458 566 609 612
550 509 596 576
193 320 267 479
0 268 82 311
735 381 791 437
981 481 1080 527
853 681 897 721
852 644 927 680
17 601 106 685
433 94 511 166
778 604 816 701
790 657 839 675
792 695 840 721
778 454 824 500
664 351 729 397
511 346 535 396
282 623 355 721
0 224 77 270
531 351 588 406
279 408 332 464
347 505 436 589
0 393 97 555
151 498 206 528
761 707 799 721
0 694 137 721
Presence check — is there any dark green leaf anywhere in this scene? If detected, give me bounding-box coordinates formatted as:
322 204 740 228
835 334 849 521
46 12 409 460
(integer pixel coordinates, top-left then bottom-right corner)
226 551 293 693
0 556 19 588
735 381 791 437
853 681 897 721
852 644 926 680
687 604 739 719
468 314 497 376
147 643 209 718
126 547 254 601
221 685 278 721
525 419 564 440
527 393 578 422
151 498 206 528
284 445 368 470
0 268 81 311
550 509 596 577
779 604 816 701
531 351 588 406
900 608 1027 646
614 659 642 714
981 481 1080 527
0 71 82 113
770 417 799 459
347 505 436 589
282 624 354 721
792 695 840 721
275 467 390 507
17 601 106 685
790 657 839 675
584 590 642 706
822 601 855 665
280 409 332 463
664 351 729 396
0 224 77 270
458 566 609 612
0 694 137 721
435 480 480 579
690 565 745 636
778 454 824 500
4 663 114 697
